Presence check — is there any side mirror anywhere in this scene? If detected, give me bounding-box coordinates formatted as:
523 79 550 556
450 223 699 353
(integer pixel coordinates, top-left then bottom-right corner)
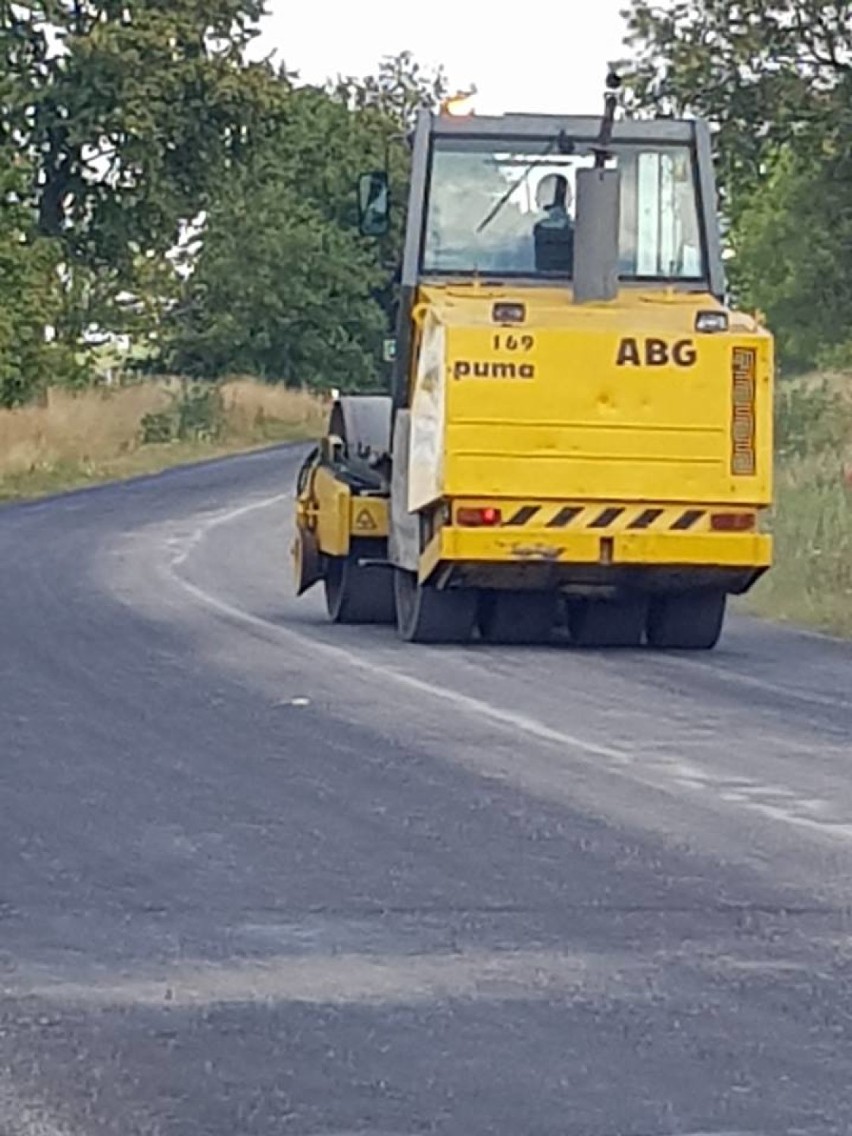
357 171 390 237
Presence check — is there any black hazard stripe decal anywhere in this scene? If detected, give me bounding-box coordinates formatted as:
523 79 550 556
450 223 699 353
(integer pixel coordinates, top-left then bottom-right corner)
671 509 705 531
546 506 583 528
628 508 665 530
498 505 709 530
589 507 624 529
503 505 539 527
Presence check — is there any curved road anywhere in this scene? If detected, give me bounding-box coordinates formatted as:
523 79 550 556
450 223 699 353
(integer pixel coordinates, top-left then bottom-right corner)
2 444 852 1136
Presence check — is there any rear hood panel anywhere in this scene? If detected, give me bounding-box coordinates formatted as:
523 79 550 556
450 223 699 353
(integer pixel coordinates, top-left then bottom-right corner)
425 290 773 506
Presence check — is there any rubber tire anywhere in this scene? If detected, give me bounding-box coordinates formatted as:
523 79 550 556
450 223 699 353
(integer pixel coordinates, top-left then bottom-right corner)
647 590 727 650
478 591 556 645
394 569 478 644
568 597 646 648
324 556 395 624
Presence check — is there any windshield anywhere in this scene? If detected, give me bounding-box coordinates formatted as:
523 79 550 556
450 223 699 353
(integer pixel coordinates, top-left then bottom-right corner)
421 136 706 281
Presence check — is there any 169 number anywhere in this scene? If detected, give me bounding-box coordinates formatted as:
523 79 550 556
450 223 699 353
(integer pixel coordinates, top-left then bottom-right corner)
493 334 535 352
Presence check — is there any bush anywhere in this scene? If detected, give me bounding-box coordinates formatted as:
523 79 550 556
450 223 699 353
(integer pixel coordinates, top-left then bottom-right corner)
774 377 849 461
746 374 852 634
139 381 224 445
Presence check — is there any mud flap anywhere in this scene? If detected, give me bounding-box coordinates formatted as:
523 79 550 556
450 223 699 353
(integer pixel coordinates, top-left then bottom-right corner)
292 526 323 596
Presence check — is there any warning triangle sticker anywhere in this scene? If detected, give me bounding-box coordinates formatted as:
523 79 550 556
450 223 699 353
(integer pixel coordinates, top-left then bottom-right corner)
354 507 378 531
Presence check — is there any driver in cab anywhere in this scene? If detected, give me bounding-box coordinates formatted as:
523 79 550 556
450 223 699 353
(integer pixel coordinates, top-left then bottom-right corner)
533 173 575 274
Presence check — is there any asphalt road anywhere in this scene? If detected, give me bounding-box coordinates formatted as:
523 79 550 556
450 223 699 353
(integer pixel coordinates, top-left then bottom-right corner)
2 444 852 1136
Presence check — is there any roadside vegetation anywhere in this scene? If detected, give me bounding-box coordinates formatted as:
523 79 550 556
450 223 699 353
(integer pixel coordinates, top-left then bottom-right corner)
744 374 852 636
0 379 326 501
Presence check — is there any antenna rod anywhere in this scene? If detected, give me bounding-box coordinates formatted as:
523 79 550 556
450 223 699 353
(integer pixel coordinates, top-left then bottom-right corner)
594 69 622 168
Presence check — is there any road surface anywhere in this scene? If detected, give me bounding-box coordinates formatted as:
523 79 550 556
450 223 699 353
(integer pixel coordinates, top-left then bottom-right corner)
2 444 852 1136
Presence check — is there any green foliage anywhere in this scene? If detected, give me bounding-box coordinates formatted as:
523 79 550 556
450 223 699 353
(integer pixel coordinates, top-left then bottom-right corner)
140 380 224 443
1 1 271 254
735 138 852 372
0 155 81 406
0 13 454 396
163 53 452 390
622 0 852 372
622 1 850 205
0 0 278 361
164 168 387 389
329 49 450 130
774 377 850 461
747 375 852 635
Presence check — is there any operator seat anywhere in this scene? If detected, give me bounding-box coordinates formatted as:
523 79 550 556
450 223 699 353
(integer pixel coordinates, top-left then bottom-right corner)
533 173 575 274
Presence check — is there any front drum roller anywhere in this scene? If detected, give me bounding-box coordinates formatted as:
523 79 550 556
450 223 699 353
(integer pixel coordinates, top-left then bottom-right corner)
324 552 395 625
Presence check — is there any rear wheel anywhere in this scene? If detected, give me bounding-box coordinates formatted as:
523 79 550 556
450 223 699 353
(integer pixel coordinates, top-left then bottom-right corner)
568 597 646 648
478 591 556 645
647 590 727 650
394 569 477 644
324 555 395 624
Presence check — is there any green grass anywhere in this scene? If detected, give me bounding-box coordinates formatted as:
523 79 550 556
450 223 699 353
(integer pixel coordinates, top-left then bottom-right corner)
743 374 852 637
744 458 852 635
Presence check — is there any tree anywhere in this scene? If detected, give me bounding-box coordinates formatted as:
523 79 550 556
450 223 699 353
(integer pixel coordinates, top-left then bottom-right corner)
165 181 387 390
0 0 277 343
622 0 851 211
329 49 451 131
735 131 852 371
164 53 459 389
0 155 79 406
621 0 852 370
163 85 391 389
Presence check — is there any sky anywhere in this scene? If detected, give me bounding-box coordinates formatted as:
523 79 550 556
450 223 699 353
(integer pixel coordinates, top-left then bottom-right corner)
256 0 630 116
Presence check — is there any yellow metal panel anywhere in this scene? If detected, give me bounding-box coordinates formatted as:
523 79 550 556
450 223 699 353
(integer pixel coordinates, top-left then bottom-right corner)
441 526 598 564
615 532 772 567
436 525 771 569
313 466 350 557
408 283 773 508
418 530 443 584
349 496 389 539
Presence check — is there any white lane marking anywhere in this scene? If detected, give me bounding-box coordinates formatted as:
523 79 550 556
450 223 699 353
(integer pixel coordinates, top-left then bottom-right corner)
173 566 631 765
169 493 291 569
10 948 648 1009
164 495 630 764
660 654 852 713
163 493 852 844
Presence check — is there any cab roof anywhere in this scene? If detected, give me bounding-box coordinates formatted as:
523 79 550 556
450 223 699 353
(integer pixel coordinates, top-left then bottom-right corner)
426 109 702 146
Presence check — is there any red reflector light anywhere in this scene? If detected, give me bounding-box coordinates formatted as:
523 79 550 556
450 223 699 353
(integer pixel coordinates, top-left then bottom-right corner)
711 512 755 532
456 506 502 527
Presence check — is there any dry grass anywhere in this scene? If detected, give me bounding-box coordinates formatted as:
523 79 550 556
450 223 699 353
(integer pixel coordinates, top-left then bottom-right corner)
0 383 172 476
219 378 327 444
0 378 326 501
